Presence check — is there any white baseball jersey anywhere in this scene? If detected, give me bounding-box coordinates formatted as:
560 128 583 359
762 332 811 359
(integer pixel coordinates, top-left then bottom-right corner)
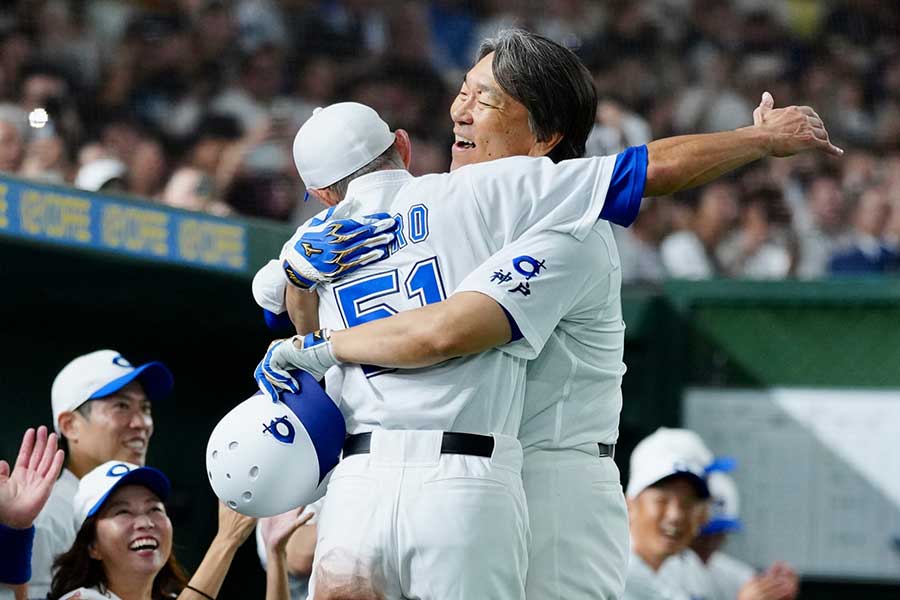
624 551 693 600
456 145 647 449
659 550 716 600
309 154 623 436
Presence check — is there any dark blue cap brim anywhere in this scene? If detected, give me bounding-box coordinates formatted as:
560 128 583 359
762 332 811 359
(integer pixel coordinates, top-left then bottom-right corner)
87 467 171 518
701 517 743 536
89 362 174 403
655 471 711 499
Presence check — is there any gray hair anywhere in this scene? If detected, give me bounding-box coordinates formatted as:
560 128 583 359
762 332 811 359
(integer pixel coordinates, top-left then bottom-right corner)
478 29 597 162
323 144 405 200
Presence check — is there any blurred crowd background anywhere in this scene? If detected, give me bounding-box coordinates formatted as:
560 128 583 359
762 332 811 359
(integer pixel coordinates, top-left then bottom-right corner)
1 0 899 279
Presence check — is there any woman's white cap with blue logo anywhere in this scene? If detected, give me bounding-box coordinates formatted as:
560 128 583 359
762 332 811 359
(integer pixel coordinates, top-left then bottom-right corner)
206 371 345 517
73 461 171 529
292 102 395 189
51 350 174 433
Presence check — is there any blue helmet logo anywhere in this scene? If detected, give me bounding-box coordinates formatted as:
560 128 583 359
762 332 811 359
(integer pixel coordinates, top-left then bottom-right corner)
106 463 131 478
263 416 296 445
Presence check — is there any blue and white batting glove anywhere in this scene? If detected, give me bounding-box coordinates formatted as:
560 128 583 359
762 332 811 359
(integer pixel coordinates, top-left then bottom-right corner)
281 212 398 290
254 329 338 402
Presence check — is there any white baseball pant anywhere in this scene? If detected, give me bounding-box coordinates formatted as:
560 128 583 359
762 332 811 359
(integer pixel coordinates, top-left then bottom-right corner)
308 430 529 600
523 445 629 600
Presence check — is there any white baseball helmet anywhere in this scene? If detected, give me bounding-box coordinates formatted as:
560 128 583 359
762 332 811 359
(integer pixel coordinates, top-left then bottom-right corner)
206 371 345 517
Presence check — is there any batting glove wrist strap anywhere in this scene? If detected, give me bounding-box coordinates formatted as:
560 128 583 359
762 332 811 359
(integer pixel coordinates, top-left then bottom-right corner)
254 330 339 402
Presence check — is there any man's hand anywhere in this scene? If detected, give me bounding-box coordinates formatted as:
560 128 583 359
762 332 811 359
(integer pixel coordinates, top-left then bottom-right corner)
753 91 843 158
255 331 338 402
0 426 65 530
281 212 398 290
737 561 799 600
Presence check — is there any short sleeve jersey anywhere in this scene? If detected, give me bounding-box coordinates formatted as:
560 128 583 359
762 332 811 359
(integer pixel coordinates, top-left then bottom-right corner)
310 153 628 436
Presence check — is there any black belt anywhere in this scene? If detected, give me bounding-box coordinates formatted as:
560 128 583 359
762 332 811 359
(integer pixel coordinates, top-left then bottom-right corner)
598 443 615 459
343 432 494 458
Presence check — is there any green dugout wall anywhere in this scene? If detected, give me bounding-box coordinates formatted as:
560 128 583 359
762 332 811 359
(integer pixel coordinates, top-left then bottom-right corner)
1 175 897 598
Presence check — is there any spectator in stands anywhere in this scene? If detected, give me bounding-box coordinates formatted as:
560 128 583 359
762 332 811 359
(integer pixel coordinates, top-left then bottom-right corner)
829 185 899 275
0 427 65 594
0 103 26 174
661 182 740 279
615 198 672 284
660 472 800 600
795 171 848 279
16 350 173 600
48 461 257 600
622 428 713 600
256 501 320 600
718 186 796 279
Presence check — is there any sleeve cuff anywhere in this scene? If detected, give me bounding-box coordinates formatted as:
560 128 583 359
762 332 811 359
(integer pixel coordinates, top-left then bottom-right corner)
598 145 647 228
0 523 35 585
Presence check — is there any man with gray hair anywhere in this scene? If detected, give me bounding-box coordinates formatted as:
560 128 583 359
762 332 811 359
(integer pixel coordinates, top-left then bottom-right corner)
255 29 840 600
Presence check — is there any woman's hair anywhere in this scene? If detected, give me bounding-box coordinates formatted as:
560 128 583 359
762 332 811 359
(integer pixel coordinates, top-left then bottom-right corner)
49 515 189 600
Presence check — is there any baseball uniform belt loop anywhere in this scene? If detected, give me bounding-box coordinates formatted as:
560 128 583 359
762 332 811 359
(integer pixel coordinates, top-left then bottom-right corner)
343 432 494 458
598 443 615 459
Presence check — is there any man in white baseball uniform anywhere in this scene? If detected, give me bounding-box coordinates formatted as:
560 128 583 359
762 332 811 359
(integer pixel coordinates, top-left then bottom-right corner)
1 350 173 600
622 428 715 600
254 29 841 600
257 97 647 600
661 472 800 600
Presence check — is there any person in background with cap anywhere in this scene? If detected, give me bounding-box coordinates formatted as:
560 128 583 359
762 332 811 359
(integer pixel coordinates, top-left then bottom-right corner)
622 428 714 600
48 460 271 600
0 427 65 598
660 473 799 600
5 350 174 600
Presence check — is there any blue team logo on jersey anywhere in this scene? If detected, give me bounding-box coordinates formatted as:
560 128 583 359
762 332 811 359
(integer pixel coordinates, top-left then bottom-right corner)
512 256 546 280
106 463 131 478
263 416 296 445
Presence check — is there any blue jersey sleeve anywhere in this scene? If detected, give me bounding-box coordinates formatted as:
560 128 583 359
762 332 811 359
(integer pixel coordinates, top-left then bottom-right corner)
597 145 647 228
0 523 35 585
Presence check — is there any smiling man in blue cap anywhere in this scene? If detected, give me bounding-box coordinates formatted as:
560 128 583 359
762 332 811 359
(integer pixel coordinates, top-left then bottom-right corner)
4 350 174 600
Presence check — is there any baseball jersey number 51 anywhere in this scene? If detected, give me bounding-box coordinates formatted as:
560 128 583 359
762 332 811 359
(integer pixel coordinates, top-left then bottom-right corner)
334 256 447 328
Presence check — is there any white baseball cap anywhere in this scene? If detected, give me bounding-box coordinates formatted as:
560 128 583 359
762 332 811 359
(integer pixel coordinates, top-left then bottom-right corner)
73 460 171 530
701 471 742 535
51 350 174 433
206 370 345 517
626 427 713 499
292 102 395 189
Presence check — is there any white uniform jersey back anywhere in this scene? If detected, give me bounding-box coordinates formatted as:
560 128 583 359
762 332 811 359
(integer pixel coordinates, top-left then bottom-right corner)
310 154 620 436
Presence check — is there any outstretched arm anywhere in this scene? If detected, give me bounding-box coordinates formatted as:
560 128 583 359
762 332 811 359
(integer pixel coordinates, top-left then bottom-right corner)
645 92 842 197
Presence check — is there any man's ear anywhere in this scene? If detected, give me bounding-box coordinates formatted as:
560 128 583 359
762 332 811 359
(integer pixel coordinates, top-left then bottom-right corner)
57 411 79 443
394 129 412 169
308 188 340 207
528 131 563 158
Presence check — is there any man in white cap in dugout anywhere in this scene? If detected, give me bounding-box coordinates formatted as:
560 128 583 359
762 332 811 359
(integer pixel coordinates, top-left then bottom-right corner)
1 350 173 600
622 428 715 600
661 472 799 600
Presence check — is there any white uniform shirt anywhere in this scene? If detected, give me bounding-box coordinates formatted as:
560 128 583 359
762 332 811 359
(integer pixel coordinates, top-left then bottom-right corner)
659 550 716 600
4 469 79 600
707 552 755 600
457 221 625 448
624 552 692 600
311 154 621 436
59 587 123 600
454 145 646 450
